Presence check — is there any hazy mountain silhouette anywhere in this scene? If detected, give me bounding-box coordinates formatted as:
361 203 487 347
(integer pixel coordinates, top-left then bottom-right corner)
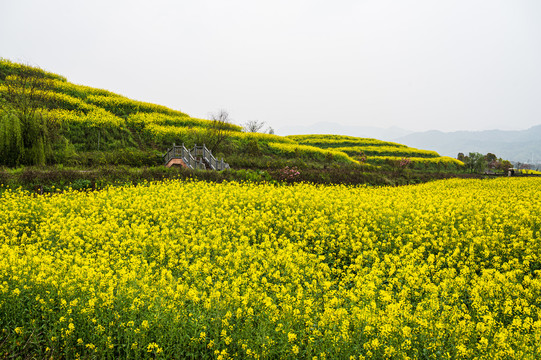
395 125 541 163
279 121 541 164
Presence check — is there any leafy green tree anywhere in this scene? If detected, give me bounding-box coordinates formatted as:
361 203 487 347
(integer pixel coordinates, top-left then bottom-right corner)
485 153 497 163
464 152 486 173
496 159 513 173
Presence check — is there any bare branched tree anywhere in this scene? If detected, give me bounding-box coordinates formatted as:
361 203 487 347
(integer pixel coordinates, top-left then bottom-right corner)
243 120 266 133
206 109 233 153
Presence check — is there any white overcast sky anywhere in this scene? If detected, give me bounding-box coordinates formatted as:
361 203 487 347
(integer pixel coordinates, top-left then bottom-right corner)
1 0 541 132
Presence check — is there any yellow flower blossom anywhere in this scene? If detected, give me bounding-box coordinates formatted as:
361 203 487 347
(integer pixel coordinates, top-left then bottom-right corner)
0 177 539 358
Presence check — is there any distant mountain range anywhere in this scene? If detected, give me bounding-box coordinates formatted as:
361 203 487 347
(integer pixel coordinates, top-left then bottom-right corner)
278 122 541 164
396 125 541 164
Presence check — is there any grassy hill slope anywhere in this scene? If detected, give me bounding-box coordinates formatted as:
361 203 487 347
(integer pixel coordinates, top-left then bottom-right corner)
288 135 464 170
1 59 365 169
1 59 469 190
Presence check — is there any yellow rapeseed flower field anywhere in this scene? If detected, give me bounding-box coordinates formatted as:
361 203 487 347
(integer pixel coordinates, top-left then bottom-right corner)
1 178 540 359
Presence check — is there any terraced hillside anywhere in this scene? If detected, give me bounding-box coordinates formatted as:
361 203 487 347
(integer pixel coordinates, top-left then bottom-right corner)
1 59 464 179
288 135 464 170
0 59 360 169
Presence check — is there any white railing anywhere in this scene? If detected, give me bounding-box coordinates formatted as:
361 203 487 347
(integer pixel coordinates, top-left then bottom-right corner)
191 145 230 171
163 143 206 170
164 144 229 171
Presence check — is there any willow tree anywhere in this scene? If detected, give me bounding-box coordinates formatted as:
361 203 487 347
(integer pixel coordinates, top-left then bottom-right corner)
0 109 23 166
0 63 55 166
